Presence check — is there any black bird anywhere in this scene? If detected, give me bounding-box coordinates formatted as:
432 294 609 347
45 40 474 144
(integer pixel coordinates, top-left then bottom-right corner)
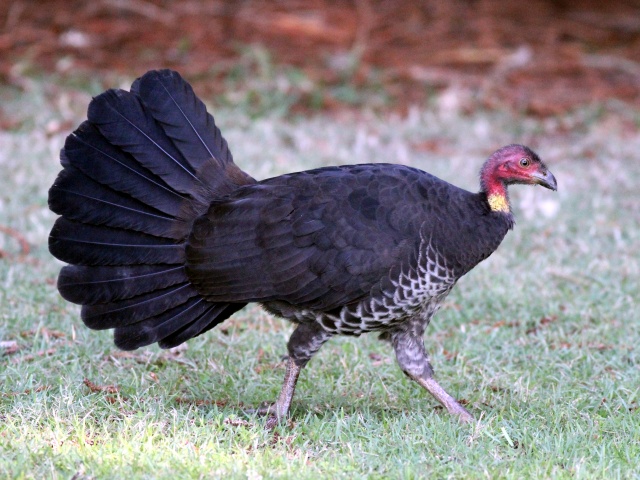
48 70 557 424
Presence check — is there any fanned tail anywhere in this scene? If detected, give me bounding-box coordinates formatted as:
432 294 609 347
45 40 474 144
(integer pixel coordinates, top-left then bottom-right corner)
49 70 254 350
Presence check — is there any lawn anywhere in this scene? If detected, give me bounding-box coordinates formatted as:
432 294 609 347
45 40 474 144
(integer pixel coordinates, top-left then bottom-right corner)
0 77 638 479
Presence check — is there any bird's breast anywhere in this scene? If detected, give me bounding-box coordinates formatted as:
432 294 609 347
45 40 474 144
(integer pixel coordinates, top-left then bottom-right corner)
277 237 458 337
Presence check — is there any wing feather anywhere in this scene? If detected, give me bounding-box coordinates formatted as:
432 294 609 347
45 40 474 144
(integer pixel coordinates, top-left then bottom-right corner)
185 165 434 310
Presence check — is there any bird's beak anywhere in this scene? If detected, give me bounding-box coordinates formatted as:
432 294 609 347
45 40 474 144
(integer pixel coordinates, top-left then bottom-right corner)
531 170 557 191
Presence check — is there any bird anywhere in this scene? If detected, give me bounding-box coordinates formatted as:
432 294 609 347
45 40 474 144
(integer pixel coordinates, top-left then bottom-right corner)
48 69 557 425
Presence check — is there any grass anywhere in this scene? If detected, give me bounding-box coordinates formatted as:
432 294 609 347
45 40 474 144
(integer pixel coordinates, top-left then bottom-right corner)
1 76 639 479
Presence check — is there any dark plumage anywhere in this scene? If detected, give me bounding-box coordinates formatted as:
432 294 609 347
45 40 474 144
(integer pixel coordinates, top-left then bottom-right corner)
48 70 557 425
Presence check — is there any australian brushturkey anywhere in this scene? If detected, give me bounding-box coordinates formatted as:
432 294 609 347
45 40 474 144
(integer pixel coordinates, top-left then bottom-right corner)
48 70 557 425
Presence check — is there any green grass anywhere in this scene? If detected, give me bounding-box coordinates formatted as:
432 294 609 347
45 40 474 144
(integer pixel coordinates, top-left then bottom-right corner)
1 78 639 479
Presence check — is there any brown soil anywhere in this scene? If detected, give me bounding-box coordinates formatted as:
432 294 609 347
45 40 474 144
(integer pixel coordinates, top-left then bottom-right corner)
1 0 640 115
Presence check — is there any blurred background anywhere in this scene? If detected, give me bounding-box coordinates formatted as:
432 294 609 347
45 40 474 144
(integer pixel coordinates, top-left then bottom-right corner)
1 0 640 119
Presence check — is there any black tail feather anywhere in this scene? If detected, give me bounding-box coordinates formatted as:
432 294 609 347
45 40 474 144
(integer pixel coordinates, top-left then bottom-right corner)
63 122 186 217
49 218 185 266
81 283 198 329
58 265 189 305
159 302 246 349
113 298 246 350
87 88 208 201
113 297 209 349
132 70 233 171
49 69 251 349
49 165 185 240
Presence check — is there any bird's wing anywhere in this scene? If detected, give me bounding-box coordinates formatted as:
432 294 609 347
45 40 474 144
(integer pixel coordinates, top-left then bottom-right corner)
186 164 451 310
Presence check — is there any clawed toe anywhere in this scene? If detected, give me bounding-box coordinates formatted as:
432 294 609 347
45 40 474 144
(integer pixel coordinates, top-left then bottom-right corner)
264 415 280 430
454 407 475 424
243 402 276 417
243 402 286 429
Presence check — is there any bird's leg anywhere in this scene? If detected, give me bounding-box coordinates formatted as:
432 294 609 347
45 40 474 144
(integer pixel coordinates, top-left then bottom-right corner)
254 322 332 427
391 330 474 423
258 356 301 429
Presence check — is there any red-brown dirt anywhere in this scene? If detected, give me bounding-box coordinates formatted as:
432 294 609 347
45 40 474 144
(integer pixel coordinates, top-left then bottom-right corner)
1 0 639 115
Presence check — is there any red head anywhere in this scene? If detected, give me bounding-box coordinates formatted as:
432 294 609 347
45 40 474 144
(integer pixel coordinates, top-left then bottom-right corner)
480 144 557 213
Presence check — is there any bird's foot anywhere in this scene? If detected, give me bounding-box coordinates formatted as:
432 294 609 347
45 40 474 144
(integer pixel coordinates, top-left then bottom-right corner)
447 401 474 424
243 402 287 429
244 401 277 416
243 357 302 429
417 376 475 424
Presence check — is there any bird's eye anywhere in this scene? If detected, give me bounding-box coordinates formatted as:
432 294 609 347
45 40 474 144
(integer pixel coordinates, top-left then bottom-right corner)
519 157 530 167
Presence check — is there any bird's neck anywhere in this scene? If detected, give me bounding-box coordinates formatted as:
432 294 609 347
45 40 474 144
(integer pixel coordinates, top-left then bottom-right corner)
487 189 510 213
481 172 510 213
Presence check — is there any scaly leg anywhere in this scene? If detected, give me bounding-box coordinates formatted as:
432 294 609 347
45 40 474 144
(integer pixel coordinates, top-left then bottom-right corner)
390 329 473 423
261 357 301 429
254 322 332 428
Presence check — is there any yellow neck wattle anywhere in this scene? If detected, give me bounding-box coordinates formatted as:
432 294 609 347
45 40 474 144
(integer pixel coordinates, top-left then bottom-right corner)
487 193 510 213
